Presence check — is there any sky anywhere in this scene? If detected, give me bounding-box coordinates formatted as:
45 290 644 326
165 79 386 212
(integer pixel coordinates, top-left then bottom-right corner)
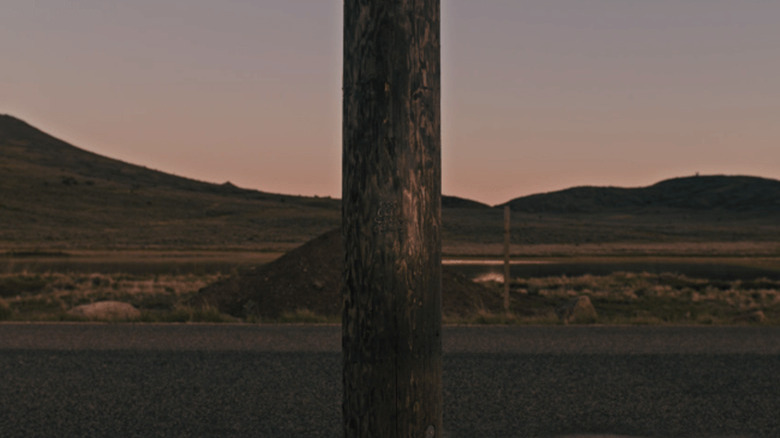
2 0 779 206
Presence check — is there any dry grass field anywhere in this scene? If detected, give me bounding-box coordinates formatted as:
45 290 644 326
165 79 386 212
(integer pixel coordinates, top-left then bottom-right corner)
2 252 779 324
467 271 780 325
0 271 227 322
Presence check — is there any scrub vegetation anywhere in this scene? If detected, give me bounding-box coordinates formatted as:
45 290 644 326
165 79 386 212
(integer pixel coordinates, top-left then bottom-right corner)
1 115 780 324
1 269 778 325
504 272 780 325
0 271 227 322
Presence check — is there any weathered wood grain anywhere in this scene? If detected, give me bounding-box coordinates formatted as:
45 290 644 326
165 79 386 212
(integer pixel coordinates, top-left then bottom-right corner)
342 0 442 436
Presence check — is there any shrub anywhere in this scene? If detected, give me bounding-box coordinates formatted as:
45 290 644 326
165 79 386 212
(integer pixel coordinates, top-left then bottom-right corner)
0 275 48 297
190 305 235 323
0 299 11 321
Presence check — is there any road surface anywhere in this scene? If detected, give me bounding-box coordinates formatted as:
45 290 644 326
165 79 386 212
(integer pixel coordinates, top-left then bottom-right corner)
1 324 778 437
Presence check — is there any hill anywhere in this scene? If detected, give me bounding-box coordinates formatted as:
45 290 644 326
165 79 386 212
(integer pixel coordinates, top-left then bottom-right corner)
0 115 491 251
501 175 780 214
2 114 778 253
442 195 490 209
0 114 341 250
0 114 251 193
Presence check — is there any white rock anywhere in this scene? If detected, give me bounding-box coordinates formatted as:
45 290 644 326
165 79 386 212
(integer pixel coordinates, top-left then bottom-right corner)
69 301 141 321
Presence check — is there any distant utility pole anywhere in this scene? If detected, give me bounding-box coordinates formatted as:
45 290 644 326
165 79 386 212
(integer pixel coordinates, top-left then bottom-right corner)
504 206 511 312
342 1 442 437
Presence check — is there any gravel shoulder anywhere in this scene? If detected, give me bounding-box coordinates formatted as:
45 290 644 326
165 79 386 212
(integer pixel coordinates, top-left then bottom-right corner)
2 323 778 354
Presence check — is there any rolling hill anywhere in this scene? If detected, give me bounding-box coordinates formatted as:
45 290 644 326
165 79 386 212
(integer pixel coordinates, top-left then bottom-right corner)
501 175 780 214
1 114 778 252
0 115 491 250
0 114 341 250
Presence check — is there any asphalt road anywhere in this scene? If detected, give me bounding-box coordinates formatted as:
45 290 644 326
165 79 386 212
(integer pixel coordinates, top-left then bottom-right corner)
1 324 778 437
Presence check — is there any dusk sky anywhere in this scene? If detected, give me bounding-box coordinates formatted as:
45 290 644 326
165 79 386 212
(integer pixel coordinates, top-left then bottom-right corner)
2 1 779 205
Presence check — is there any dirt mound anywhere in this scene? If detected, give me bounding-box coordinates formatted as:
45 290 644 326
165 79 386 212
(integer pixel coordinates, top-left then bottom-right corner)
195 229 501 319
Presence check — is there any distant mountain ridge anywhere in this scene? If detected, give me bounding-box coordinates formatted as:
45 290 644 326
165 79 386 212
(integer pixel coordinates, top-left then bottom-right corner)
502 175 780 214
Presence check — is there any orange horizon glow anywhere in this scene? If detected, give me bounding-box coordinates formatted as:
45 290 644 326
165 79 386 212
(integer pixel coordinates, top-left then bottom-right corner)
3 0 779 205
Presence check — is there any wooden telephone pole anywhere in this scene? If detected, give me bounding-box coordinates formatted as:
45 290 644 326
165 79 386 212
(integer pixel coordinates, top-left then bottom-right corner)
342 1 442 437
